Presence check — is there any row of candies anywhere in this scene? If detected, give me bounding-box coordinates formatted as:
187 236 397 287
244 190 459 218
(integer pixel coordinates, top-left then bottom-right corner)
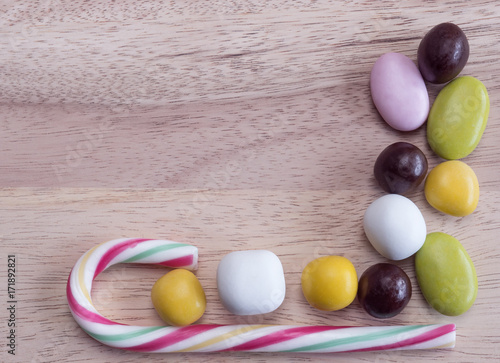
151 23 487 327
363 22 487 318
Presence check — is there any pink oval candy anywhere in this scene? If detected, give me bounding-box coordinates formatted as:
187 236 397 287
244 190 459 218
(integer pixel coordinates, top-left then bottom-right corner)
370 53 429 131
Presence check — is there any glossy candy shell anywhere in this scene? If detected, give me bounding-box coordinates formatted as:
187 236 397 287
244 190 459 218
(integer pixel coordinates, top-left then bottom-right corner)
370 53 429 131
415 232 477 316
424 160 479 217
427 76 489 160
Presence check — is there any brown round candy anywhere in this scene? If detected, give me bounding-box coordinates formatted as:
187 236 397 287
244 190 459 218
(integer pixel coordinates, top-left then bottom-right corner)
374 142 428 195
357 263 412 319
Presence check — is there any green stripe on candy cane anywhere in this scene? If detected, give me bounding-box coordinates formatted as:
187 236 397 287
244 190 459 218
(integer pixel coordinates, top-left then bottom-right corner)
83 326 164 342
122 243 191 263
283 325 419 352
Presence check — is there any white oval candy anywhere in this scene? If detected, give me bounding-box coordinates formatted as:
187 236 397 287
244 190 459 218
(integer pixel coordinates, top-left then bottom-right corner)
363 194 426 260
217 250 286 315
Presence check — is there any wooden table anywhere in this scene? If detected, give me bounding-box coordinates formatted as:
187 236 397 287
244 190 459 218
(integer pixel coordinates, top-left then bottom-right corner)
1 1 500 361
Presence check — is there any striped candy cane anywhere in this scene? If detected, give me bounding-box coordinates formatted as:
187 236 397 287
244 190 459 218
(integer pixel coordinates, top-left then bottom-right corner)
67 238 456 353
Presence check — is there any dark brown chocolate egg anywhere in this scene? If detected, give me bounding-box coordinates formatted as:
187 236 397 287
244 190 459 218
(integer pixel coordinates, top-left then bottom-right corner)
418 23 469 84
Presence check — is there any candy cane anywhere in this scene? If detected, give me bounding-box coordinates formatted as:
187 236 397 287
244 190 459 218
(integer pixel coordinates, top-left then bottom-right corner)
67 238 456 353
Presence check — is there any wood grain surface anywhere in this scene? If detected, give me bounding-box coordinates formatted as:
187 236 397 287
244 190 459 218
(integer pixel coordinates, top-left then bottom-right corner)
1 1 500 362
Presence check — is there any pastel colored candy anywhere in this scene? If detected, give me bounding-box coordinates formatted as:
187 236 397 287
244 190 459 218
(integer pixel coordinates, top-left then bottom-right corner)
151 269 206 326
415 232 477 316
217 250 286 315
301 256 358 311
424 160 479 217
363 194 427 260
370 52 430 131
427 76 489 159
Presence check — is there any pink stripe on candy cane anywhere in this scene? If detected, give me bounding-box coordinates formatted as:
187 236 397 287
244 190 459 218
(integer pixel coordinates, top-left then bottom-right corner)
94 238 151 278
124 325 220 352
346 324 456 352
222 326 343 351
66 273 122 326
156 255 194 268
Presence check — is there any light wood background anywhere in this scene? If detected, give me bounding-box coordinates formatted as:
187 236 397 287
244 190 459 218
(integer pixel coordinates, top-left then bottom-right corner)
1 0 500 362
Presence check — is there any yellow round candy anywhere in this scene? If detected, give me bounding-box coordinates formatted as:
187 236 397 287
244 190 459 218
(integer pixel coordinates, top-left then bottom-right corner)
424 160 479 217
151 269 206 326
301 256 358 311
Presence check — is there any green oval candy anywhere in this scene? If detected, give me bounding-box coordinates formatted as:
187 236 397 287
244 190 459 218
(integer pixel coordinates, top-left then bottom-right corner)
415 232 477 316
427 76 489 160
